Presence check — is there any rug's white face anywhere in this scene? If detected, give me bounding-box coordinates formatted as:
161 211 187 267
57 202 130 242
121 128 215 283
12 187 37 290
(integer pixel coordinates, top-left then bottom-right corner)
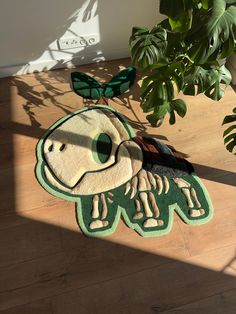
43 108 143 195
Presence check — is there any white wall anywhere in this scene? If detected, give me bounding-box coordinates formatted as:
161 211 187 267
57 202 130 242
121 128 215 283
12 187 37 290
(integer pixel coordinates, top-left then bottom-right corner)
0 0 161 77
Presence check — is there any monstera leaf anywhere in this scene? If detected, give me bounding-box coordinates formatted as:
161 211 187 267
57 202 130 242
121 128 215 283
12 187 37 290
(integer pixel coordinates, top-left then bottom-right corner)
160 0 193 17
146 97 187 127
169 99 187 124
141 77 187 127
141 80 174 112
182 64 231 100
160 0 194 32
141 77 174 126
140 62 187 126
204 65 232 101
188 0 236 63
183 65 219 96
130 25 167 69
223 107 236 154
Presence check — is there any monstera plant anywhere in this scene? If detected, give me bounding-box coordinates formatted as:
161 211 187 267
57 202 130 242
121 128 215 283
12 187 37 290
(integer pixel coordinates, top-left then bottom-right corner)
130 0 236 153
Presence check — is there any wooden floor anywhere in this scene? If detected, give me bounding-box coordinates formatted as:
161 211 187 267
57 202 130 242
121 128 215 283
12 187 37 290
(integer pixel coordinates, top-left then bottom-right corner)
0 58 236 314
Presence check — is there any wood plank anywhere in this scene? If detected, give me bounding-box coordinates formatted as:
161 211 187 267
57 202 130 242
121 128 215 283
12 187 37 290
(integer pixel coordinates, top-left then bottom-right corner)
50 245 236 314
0 218 188 310
0 299 53 314
0 210 62 268
161 289 236 314
0 236 235 312
178 181 236 256
0 199 188 264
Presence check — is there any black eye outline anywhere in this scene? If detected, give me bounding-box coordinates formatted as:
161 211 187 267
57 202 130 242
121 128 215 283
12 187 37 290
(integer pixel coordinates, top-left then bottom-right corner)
59 143 66 151
48 144 54 152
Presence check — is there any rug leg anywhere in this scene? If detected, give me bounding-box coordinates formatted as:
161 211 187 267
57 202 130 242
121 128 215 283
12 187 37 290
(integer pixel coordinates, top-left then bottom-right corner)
90 194 109 230
189 187 205 217
173 178 205 218
76 196 121 237
133 199 144 219
139 192 164 228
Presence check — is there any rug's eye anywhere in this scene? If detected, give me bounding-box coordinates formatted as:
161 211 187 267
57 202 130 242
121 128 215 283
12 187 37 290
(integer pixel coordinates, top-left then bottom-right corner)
92 133 112 164
48 144 54 152
59 143 66 151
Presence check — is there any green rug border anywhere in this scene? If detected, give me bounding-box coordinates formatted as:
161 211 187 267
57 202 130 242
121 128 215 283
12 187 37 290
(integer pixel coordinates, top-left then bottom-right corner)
76 174 214 238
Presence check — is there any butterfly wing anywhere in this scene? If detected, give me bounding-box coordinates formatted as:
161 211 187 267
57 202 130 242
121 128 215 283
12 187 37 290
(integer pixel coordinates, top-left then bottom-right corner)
104 67 136 98
71 72 102 100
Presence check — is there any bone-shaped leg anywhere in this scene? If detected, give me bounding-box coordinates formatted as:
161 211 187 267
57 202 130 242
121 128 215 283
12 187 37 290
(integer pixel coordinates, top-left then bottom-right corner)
130 176 138 199
145 192 164 227
90 194 109 230
138 170 152 192
189 208 205 217
124 182 131 195
133 199 144 220
91 195 99 219
182 188 194 208
174 178 194 208
163 176 169 194
173 178 191 188
174 178 205 217
90 220 109 230
191 188 201 208
147 171 156 189
138 191 164 228
189 188 205 217
101 193 108 220
140 192 153 218
148 192 160 218
154 174 163 195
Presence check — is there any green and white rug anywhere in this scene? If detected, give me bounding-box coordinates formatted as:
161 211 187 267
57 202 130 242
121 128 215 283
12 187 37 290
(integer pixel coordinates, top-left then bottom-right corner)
35 105 213 237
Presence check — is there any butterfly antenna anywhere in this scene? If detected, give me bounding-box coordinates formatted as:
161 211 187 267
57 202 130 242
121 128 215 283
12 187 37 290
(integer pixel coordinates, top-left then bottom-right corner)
96 96 109 106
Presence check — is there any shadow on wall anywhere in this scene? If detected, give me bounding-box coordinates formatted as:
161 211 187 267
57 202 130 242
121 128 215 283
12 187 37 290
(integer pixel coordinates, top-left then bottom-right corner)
0 0 159 77
0 0 95 76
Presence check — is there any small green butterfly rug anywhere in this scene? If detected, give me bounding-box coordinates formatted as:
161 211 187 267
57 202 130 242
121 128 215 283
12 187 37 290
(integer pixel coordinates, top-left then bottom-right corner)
35 105 213 237
70 66 136 101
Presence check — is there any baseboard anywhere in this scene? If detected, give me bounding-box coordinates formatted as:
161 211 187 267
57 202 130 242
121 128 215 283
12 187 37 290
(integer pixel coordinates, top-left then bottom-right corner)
0 49 130 78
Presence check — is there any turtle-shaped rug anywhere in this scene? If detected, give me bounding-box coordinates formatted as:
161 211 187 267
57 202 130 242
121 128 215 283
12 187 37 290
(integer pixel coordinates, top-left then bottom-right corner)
35 67 213 237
